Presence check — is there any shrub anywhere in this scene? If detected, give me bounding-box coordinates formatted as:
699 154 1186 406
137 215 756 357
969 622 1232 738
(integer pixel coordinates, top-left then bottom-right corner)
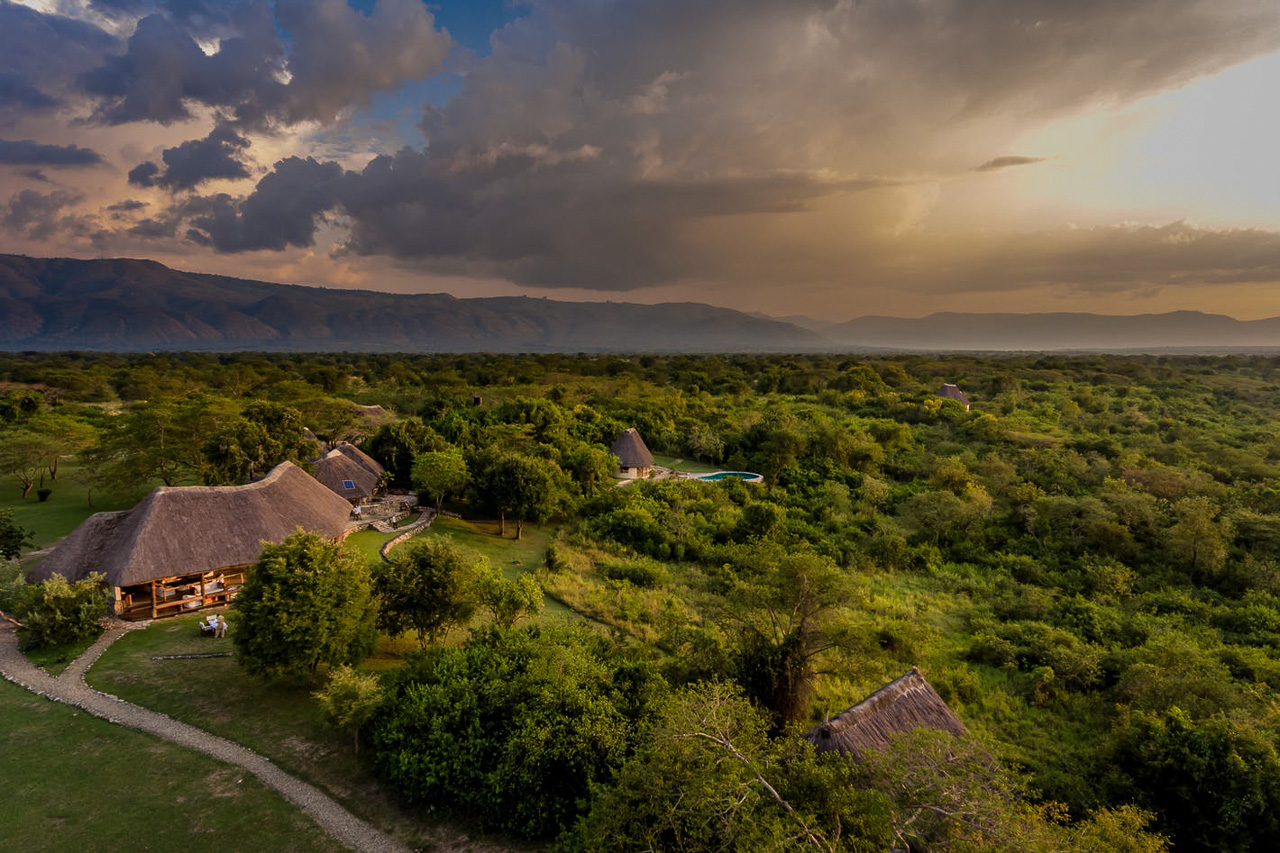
13 572 109 650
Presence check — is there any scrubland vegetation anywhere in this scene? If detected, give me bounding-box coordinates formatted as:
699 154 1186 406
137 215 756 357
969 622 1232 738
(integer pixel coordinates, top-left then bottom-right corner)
7 351 1280 850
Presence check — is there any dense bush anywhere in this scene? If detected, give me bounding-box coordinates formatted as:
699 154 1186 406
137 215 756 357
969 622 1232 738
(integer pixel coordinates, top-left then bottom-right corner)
370 625 668 838
12 572 109 650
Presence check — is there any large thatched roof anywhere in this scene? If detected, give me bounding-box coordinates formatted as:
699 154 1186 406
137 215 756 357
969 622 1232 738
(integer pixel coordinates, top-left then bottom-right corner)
610 428 654 468
315 447 380 500
333 441 384 476
29 461 353 588
803 668 968 757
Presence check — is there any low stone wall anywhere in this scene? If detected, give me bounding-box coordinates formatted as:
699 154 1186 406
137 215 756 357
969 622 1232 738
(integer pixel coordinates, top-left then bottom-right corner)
378 510 436 563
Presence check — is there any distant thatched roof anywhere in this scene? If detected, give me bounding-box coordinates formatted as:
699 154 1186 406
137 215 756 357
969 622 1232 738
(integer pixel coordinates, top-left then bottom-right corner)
610 428 654 468
333 441 384 476
937 383 971 407
29 461 353 588
315 448 380 500
803 668 968 757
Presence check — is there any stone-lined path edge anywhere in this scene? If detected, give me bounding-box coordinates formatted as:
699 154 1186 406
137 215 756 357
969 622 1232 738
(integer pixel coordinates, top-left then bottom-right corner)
0 626 411 853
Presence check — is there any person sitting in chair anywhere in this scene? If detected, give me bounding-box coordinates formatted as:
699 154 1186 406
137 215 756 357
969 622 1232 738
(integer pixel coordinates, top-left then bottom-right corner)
215 614 228 638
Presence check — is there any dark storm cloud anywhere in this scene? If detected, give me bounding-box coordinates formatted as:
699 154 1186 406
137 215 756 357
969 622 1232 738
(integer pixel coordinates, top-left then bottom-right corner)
183 156 343 251
0 139 104 167
974 156 1047 172
77 0 450 128
0 2 118 93
3 189 85 240
128 125 252 190
0 71 60 122
106 199 147 211
181 0 1278 291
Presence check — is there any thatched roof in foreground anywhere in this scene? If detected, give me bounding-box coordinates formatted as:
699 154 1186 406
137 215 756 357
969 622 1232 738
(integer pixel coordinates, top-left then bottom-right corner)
333 441 384 476
315 448 380 500
610 427 654 468
29 461 353 588
803 668 968 757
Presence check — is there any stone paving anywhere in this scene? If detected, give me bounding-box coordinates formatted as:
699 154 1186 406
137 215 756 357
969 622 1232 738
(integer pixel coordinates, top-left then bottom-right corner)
0 625 411 853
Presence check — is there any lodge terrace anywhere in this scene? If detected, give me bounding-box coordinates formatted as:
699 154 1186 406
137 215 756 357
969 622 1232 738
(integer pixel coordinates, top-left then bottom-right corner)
27 461 353 621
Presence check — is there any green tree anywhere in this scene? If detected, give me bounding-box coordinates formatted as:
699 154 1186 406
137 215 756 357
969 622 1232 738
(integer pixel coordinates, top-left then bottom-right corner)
728 550 853 729
203 401 314 485
476 567 543 629
12 572 110 650
1168 496 1233 583
363 418 444 489
565 680 885 852
232 531 377 680
411 449 469 512
0 428 57 499
474 452 564 539
370 625 667 839
0 508 34 560
374 536 481 647
313 665 384 755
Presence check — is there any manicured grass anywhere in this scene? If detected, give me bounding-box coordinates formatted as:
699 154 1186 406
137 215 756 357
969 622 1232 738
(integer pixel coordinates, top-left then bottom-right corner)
20 631 102 676
651 453 720 475
0 675 343 853
427 516 575 619
2 462 136 551
84 614 520 853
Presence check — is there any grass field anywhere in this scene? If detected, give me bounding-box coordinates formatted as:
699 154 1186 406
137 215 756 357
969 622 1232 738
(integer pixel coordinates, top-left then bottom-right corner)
0 675 343 853
2 462 135 550
426 516 575 619
84 613 522 853
651 453 720 475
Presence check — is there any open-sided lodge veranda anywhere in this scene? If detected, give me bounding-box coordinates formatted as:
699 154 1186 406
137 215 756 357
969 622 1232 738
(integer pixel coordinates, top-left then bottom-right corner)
27 461 355 621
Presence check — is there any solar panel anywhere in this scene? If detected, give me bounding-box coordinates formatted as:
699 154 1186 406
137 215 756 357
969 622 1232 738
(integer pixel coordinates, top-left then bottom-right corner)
342 479 356 490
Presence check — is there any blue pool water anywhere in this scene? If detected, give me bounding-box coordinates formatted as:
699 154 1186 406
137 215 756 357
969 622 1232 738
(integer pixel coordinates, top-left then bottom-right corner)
696 471 763 482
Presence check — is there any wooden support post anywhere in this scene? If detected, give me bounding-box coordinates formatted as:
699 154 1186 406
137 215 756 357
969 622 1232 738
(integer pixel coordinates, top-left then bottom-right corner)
150 579 157 619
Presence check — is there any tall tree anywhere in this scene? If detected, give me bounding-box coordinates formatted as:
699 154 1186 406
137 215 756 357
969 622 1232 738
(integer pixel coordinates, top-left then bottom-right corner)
411 449 469 513
232 531 377 680
374 536 481 647
203 401 313 485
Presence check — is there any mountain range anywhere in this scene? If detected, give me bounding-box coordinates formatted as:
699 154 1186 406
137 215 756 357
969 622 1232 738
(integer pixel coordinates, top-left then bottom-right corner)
2 254 1279 353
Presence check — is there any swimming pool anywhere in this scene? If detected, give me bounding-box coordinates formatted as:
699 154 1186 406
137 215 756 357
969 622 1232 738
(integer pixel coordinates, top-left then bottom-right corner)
694 471 764 483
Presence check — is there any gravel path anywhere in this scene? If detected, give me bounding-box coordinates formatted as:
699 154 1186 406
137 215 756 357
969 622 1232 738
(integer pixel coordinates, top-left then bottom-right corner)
0 626 411 853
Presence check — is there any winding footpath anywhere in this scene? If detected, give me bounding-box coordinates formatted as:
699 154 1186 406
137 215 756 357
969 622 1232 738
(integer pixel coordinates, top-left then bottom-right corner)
0 625 411 853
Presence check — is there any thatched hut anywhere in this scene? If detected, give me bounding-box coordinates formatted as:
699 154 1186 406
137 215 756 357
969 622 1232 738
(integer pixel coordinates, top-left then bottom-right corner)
803 668 967 757
937 383 971 411
28 461 354 620
610 428 655 479
333 441 384 477
314 448 381 503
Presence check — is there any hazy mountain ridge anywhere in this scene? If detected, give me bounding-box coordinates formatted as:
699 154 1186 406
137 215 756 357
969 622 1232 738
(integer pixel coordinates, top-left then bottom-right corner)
0 255 822 352
828 310 1280 351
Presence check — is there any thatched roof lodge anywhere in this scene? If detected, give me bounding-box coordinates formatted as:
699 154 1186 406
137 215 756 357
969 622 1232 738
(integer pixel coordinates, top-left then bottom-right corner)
803 668 968 757
937 383 971 411
29 461 354 620
610 427 655 479
314 442 384 503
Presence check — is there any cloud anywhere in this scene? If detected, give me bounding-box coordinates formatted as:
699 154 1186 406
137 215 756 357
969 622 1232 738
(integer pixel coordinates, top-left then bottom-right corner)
0 139 104 167
128 125 252 190
77 0 450 128
0 71 60 127
974 156 1047 173
3 189 85 240
0 3 118 94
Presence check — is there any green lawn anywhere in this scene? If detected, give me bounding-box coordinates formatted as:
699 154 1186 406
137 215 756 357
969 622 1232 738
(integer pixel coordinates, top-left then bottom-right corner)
3 462 136 551
84 613 522 853
426 516 575 619
0 676 342 853
20 631 102 676
650 453 721 475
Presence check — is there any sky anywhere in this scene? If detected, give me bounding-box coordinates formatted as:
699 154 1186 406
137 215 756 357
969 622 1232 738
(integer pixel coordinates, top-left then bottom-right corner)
2 0 1280 321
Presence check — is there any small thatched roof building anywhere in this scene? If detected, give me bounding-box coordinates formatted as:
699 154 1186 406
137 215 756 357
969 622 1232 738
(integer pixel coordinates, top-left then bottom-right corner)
29 461 354 620
610 427 655 480
937 383 971 411
333 441 384 476
315 447 381 503
803 668 968 757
